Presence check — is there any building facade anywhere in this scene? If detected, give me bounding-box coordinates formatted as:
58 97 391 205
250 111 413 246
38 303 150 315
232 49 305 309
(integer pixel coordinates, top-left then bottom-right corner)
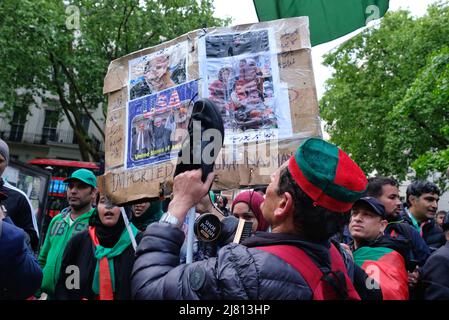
0 98 105 163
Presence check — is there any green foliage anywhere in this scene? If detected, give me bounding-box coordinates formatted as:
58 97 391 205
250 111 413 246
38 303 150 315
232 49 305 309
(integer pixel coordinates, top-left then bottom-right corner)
0 0 227 161
320 1 449 188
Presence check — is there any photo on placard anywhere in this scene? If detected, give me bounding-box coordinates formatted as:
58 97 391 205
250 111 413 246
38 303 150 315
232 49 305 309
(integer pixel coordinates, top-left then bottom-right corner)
128 41 188 101
125 80 198 169
199 29 292 145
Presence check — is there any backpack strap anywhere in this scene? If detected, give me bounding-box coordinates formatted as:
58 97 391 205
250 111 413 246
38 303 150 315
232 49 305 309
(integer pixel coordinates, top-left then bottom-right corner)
327 244 360 300
255 244 360 300
255 245 323 294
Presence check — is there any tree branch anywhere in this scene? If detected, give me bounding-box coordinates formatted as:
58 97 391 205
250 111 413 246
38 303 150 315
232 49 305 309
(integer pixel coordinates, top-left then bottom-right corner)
49 52 98 161
408 112 449 147
114 3 135 58
57 59 105 137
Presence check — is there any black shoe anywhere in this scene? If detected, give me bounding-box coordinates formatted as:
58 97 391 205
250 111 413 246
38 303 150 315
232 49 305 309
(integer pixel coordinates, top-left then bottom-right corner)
174 98 224 182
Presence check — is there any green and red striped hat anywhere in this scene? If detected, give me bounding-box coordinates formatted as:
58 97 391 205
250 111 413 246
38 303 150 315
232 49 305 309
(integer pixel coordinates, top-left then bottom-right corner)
288 138 367 213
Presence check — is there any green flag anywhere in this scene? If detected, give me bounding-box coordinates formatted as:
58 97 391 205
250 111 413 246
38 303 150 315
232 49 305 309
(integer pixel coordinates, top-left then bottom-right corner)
253 0 389 46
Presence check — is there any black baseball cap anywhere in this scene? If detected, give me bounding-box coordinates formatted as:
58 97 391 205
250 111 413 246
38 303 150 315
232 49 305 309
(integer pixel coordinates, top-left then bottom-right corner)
353 196 386 218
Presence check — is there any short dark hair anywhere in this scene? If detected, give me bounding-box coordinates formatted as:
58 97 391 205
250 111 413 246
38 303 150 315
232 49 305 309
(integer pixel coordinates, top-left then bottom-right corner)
436 210 447 217
366 177 398 198
277 167 347 242
406 181 440 206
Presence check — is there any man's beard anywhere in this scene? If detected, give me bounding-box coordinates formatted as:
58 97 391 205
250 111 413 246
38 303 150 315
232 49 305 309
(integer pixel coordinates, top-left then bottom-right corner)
71 200 91 211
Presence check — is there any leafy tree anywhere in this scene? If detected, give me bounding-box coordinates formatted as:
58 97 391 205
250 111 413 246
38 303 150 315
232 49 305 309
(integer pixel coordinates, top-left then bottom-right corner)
0 0 227 161
392 47 449 186
320 1 449 187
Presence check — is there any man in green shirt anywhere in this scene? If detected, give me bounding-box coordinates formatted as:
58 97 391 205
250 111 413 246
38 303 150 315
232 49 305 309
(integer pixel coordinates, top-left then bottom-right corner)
38 169 97 298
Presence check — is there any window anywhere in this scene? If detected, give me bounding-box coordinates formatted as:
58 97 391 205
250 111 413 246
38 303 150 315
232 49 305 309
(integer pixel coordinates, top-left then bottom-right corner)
41 110 59 143
9 111 26 142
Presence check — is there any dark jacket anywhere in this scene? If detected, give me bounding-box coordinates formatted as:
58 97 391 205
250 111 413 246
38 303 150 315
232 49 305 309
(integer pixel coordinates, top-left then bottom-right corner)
0 179 39 252
385 220 430 268
54 230 141 300
401 211 446 252
131 222 381 300
0 218 43 299
418 241 449 300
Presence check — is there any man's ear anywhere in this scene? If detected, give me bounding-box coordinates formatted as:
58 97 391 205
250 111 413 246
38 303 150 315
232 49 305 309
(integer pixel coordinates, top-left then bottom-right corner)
91 187 98 200
380 219 388 233
273 191 293 219
409 195 417 206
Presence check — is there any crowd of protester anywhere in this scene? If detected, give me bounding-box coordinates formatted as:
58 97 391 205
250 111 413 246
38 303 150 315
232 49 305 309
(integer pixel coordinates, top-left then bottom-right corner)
1 136 449 300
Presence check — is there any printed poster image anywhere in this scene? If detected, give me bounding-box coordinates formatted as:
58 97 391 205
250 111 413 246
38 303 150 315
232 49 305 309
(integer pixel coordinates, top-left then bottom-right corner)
199 29 293 145
128 41 188 101
126 80 198 169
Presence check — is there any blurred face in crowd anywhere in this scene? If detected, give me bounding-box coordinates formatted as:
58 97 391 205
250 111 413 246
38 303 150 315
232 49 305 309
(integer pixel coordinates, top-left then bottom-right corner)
132 201 151 217
217 196 223 207
233 202 258 233
0 154 6 177
409 192 439 222
377 184 402 218
98 195 121 227
349 203 387 242
66 180 96 211
435 212 446 228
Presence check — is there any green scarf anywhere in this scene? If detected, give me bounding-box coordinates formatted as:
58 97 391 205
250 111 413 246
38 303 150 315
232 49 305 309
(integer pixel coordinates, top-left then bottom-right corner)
92 223 139 295
406 208 421 233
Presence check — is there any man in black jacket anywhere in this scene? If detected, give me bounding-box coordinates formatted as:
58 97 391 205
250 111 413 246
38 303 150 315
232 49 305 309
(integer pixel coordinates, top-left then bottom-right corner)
131 138 381 300
418 214 449 299
0 138 39 252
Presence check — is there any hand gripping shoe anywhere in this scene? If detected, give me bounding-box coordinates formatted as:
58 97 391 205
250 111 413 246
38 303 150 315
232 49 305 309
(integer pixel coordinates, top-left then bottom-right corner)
174 98 225 242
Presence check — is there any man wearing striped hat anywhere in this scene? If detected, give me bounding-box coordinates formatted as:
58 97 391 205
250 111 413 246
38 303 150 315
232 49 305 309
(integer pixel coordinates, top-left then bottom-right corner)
131 138 381 300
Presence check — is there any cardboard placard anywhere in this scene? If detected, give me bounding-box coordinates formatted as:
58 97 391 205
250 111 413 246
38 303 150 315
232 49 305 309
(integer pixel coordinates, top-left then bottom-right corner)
103 17 321 205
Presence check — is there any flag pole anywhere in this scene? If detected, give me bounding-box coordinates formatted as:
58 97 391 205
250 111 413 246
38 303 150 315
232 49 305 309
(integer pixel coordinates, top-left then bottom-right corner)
186 207 196 264
120 207 137 251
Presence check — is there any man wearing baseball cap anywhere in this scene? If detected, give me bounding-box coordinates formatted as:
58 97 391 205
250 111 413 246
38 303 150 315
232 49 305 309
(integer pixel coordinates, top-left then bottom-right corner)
38 168 97 299
349 197 389 247
132 138 383 300
349 197 411 300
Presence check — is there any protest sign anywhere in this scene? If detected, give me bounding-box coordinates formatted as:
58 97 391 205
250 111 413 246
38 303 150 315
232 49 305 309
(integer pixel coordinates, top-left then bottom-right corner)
103 17 321 204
